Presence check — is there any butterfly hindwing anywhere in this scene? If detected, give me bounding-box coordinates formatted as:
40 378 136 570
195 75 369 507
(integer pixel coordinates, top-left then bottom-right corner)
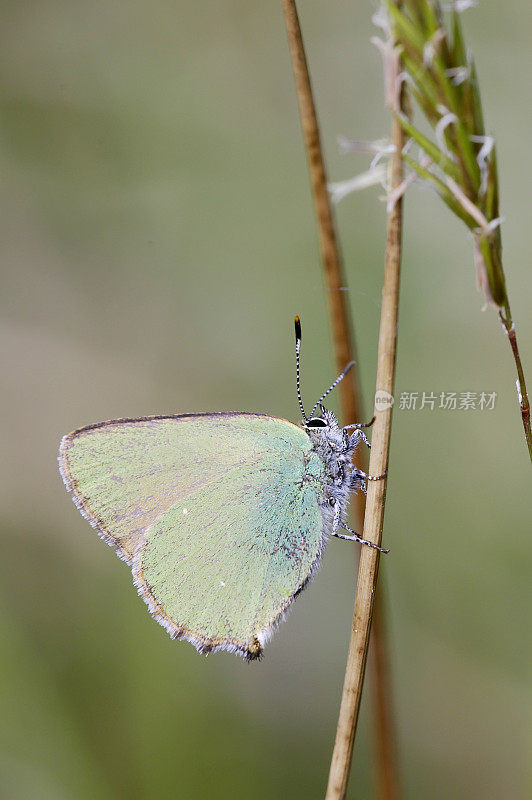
133 447 327 659
59 414 329 658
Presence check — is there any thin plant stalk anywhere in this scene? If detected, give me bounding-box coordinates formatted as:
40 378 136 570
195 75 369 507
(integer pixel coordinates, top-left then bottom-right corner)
325 70 406 800
499 309 531 461
369 586 400 800
283 0 399 800
281 2 401 798
280 0 360 421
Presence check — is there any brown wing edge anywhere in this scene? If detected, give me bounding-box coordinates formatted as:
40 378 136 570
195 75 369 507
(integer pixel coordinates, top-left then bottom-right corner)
58 412 305 569
131 505 330 662
58 431 136 564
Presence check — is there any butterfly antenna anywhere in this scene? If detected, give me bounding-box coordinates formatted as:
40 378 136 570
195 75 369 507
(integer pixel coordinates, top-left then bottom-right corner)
294 316 307 421
309 360 355 418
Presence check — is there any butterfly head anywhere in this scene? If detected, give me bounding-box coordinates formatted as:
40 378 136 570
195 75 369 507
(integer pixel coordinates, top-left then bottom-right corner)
294 318 371 460
303 406 350 454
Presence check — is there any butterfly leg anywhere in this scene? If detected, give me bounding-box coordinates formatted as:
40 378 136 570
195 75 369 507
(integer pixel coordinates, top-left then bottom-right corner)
348 428 372 449
329 499 390 553
351 469 367 494
344 415 376 430
350 468 387 495
334 524 390 554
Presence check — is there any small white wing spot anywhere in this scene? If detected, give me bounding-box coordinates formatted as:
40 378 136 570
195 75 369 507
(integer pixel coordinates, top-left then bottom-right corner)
182 508 188 515
220 581 226 587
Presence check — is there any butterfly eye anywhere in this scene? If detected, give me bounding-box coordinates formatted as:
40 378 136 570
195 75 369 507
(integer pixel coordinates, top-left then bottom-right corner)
328 497 336 507
306 417 327 428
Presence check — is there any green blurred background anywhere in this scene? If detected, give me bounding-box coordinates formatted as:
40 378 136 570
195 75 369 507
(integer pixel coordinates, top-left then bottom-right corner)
0 2 530 798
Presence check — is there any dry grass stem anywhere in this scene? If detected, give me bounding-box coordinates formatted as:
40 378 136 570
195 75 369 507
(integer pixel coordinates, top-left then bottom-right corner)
281 0 360 422
281 2 400 798
325 64 406 800
370 593 401 800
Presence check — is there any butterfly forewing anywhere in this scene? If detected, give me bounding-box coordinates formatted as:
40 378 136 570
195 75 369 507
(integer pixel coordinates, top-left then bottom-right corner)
59 413 287 562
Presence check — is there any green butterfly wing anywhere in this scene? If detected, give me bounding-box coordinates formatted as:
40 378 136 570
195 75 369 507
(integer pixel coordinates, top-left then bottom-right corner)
59 414 329 659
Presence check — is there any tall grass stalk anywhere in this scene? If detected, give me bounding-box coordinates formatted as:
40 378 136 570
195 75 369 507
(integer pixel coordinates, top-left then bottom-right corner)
324 44 406 800
383 0 531 460
281 3 401 798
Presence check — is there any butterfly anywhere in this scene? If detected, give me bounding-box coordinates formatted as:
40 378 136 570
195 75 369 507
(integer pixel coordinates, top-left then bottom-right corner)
58 317 387 661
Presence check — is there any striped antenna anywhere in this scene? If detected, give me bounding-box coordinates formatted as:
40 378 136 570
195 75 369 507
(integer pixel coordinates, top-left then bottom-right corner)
294 316 307 421
309 360 355 418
